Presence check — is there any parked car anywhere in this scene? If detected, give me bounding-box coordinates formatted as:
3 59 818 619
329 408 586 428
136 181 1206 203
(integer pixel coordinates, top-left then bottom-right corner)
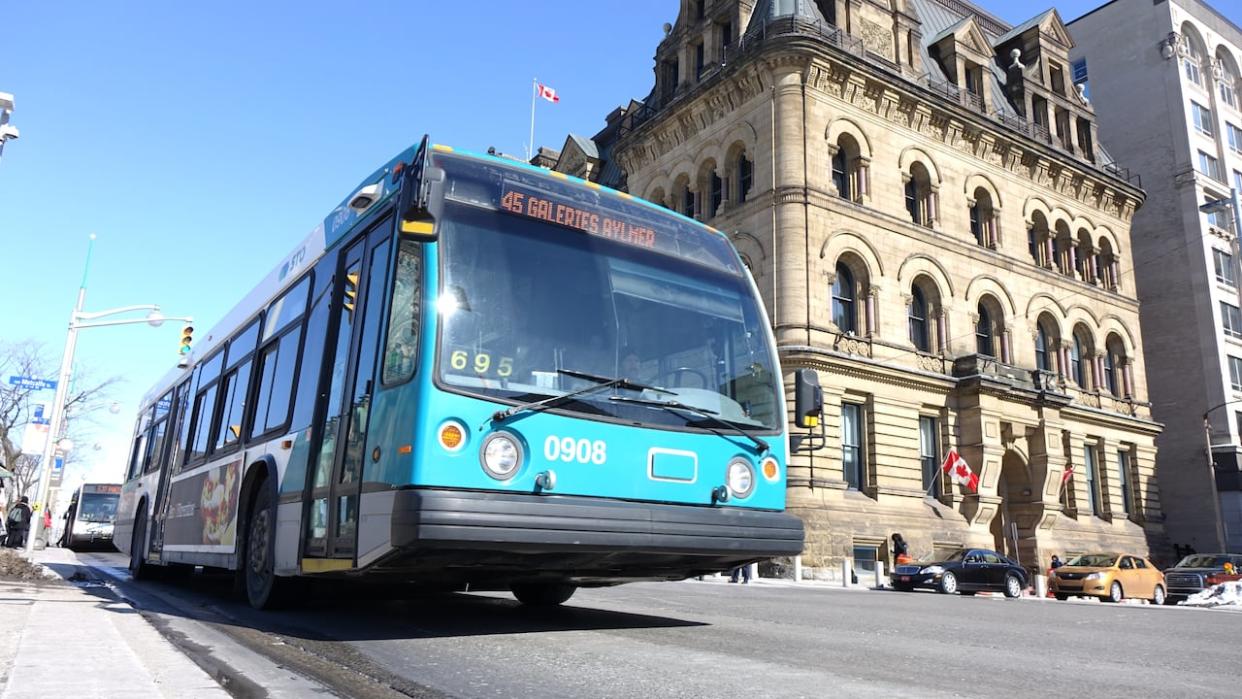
1162 553 1242 603
891 548 1027 598
1049 553 1165 604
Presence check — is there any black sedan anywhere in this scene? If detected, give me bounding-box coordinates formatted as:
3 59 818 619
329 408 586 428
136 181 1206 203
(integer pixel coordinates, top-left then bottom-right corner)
890 548 1027 598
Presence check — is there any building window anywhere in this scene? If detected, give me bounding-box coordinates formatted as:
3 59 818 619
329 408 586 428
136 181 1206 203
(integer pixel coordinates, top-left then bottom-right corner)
1215 249 1237 287
1070 335 1085 386
1235 170 1242 194
1223 301 1242 338
1230 124 1242 153
905 163 933 227
833 263 857 334
1230 356 1242 392
1185 55 1202 86
736 154 752 203
832 148 851 200
679 185 694 218
719 21 733 52
1192 101 1214 136
841 402 864 490
1206 197 1230 230
708 170 722 217
1197 150 1222 181
1084 444 1101 517
969 200 983 245
1116 449 1133 516
1035 323 1051 372
1050 62 1066 96
1072 58 1089 93
694 42 705 79
920 415 939 493
975 303 995 358
1222 79 1238 109
1103 349 1117 396
909 286 929 352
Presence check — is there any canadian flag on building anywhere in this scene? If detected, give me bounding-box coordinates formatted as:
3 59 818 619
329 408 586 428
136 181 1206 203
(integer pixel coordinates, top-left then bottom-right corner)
941 447 980 493
1061 464 1075 484
537 83 560 103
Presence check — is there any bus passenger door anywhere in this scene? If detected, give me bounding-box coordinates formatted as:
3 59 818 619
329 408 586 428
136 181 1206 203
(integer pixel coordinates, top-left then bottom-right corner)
303 218 393 563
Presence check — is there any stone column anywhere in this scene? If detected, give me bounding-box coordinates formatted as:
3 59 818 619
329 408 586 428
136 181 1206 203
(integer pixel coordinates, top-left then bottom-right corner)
865 288 878 337
929 186 940 227
772 66 808 346
825 142 841 196
1094 354 1106 391
857 156 870 200
1044 236 1055 269
1068 243 1078 278
1001 329 1012 364
1123 362 1135 398
936 309 948 353
1110 260 1121 291
991 209 1002 248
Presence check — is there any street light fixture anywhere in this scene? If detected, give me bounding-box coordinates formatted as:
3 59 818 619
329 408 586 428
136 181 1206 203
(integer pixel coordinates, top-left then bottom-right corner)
0 91 16 162
24 235 192 555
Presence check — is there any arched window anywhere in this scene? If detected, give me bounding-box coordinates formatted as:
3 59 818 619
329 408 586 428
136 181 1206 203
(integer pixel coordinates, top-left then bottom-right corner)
1182 24 1206 87
1218 47 1240 108
1105 334 1127 397
1102 348 1117 395
1035 322 1051 372
1029 211 1051 268
832 148 851 200
905 162 933 227
969 188 994 247
674 176 694 218
909 286 929 352
976 303 995 357
736 153 752 203
1070 333 1086 386
833 263 857 334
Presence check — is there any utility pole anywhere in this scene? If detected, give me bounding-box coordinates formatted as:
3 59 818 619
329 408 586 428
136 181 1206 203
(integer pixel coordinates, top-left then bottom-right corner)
25 235 191 554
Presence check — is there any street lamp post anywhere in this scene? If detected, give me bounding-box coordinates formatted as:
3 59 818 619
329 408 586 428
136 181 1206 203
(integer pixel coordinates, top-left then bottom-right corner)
0 92 17 162
24 236 191 554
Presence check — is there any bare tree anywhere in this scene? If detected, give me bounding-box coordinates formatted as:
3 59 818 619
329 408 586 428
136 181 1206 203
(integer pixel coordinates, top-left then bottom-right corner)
0 339 120 510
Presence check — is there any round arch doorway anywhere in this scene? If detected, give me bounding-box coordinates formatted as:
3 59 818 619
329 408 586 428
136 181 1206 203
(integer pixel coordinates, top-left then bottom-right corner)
991 450 1038 566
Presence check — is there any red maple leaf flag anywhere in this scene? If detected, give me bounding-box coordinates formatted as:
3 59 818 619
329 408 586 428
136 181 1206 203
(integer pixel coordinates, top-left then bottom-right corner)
1061 464 1075 484
941 447 980 493
537 83 560 103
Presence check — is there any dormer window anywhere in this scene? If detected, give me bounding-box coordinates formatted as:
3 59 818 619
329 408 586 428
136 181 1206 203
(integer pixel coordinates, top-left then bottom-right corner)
965 65 983 96
720 21 733 52
692 0 704 21
1049 62 1066 96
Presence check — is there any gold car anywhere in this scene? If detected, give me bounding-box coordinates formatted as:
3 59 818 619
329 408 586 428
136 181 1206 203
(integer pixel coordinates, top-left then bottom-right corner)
1049 553 1166 604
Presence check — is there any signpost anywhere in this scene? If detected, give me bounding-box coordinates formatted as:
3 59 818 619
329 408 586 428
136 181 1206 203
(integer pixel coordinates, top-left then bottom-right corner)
8 376 57 391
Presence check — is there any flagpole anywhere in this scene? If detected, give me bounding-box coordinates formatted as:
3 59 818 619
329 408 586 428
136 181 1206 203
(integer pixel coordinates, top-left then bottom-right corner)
528 77 537 161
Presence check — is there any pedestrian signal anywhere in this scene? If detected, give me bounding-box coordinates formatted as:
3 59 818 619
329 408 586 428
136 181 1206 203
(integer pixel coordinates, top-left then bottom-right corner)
179 324 194 356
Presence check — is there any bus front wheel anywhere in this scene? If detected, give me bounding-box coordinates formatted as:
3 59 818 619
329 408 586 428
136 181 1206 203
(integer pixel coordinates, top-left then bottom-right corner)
511 582 577 607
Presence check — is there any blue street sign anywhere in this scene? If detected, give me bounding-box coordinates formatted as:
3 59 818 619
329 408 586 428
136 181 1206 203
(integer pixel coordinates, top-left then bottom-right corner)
32 404 48 425
52 456 64 473
8 376 57 391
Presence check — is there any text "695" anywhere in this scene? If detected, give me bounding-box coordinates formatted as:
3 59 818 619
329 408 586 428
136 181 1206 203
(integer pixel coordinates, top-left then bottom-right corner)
543 436 607 465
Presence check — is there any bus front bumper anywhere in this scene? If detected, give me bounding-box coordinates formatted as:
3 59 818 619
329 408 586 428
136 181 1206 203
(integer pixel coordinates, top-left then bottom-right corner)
388 489 804 580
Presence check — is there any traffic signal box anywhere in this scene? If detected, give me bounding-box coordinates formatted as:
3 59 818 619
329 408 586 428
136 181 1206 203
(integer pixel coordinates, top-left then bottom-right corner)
179 324 194 356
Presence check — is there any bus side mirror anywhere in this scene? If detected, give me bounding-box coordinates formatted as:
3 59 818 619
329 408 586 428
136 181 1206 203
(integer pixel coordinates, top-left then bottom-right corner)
398 136 444 241
793 369 823 429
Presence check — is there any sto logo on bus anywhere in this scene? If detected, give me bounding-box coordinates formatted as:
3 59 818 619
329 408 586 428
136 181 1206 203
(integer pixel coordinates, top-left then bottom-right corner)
543 436 607 465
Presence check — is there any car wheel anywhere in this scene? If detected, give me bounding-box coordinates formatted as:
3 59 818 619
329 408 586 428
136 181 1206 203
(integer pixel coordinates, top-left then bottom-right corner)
511 582 577 607
1104 581 1124 603
1151 585 1166 606
1004 574 1023 599
938 571 958 595
1055 594 1069 601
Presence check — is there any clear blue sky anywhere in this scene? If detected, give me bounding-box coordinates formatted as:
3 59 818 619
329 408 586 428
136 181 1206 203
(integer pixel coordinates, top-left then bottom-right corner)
1 0 1237 488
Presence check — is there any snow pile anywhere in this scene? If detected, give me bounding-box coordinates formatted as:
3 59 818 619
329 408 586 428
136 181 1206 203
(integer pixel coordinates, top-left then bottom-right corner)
1179 580 1242 608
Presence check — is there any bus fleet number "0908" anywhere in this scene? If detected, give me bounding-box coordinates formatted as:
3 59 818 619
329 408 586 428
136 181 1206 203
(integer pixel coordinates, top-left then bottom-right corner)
543 436 607 465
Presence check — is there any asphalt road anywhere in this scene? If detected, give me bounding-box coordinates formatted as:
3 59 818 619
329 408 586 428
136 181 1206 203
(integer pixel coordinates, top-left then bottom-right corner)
73 552 1238 699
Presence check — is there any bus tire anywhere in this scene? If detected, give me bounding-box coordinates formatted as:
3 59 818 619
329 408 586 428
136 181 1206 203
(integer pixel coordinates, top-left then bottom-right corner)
128 505 157 581
511 582 576 607
242 482 293 609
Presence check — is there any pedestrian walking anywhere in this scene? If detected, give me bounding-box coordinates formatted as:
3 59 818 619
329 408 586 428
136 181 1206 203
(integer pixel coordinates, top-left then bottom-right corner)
5 497 32 548
892 532 911 565
1050 554 1064 570
729 564 752 584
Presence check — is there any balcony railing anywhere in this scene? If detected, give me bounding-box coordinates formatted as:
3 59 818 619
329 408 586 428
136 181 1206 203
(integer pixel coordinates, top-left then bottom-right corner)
625 15 1140 187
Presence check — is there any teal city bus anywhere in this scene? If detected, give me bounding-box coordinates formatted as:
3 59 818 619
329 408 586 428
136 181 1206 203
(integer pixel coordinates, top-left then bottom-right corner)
116 138 805 608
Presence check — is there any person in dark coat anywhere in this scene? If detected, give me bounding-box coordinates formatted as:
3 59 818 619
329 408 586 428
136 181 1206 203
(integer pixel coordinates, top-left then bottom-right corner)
892 532 911 564
5 496 32 548
1050 555 1064 570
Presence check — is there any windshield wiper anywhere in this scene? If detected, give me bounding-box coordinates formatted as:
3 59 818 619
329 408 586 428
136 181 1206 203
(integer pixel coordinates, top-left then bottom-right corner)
489 369 665 424
608 395 769 454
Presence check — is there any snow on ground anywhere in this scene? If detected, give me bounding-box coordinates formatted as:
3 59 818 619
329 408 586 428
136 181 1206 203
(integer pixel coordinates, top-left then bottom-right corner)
1180 581 1242 608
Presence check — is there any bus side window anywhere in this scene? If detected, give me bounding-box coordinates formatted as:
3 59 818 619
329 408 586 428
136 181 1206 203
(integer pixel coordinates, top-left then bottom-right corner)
186 350 226 465
165 378 192 471
142 388 173 474
382 239 423 386
213 318 261 453
249 274 310 441
289 267 333 433
126 408 154 482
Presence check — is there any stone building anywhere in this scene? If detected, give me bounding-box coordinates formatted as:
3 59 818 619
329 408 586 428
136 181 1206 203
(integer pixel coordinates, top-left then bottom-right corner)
588 0 1169 580
1069 0 1242 554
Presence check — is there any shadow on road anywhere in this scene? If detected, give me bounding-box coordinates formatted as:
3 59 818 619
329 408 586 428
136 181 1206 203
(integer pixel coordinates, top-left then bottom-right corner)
72 557 706 644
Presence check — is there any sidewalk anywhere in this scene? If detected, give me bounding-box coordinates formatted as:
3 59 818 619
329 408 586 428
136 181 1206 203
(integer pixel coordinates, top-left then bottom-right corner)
0 547 227 698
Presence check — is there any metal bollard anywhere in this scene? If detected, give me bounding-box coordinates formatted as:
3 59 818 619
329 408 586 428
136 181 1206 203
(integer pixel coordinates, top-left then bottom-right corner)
1035 574 1048 598
841 558 851 587
793 555 803 583
874 561 885 589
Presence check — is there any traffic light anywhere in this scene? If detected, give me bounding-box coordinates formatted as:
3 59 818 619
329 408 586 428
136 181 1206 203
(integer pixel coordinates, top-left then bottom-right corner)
793 368 823 429
343 271 360 316
179 324 194 356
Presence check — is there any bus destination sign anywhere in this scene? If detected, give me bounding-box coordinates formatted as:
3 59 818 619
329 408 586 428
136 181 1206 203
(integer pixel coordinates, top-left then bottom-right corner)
500 182 657 250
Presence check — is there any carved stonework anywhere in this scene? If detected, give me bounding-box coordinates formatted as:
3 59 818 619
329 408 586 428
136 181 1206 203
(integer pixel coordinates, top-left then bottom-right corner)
858 18 894 61
835 334 873 358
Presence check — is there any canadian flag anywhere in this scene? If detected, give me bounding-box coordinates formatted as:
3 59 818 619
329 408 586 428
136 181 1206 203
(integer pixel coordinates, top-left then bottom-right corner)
537 83 560 103
1061 464 1075 484
941 447 980 493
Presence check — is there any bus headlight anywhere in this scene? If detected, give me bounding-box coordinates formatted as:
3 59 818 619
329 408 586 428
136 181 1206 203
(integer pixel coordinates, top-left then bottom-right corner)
480 432 523 480
726 459 755 499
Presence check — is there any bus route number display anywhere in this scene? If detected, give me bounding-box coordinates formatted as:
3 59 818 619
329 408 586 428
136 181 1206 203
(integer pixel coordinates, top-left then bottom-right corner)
500 183 657 249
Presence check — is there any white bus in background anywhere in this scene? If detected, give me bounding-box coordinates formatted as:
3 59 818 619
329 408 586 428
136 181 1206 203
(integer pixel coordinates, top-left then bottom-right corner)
62 483 121 551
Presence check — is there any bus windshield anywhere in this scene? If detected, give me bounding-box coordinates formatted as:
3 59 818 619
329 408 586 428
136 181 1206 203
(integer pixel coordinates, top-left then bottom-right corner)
435 201 780 431
78 493 120 523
